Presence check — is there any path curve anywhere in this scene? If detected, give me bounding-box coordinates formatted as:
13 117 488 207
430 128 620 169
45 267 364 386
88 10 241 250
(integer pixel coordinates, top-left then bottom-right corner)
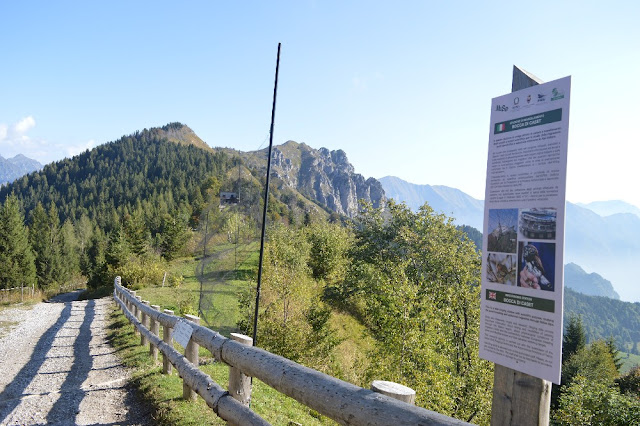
0 294 150 425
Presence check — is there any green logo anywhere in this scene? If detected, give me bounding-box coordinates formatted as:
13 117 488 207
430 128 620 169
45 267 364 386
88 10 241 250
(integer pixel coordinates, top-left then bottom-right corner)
551 88 565 101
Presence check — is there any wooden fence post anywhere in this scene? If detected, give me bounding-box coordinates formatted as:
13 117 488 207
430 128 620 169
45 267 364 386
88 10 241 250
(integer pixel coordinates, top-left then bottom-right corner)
21 284 24 302
141 300 150 347
490 66 552 426
183 314 200 401
150 305 160 361
163 309 174 375
371 380 416 405
229 333 253 406
134 295 142 336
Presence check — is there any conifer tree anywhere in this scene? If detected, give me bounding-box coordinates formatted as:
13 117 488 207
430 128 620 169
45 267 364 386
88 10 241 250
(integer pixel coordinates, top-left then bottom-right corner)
563 314 587 364
30 202 63 289
0 195 36 288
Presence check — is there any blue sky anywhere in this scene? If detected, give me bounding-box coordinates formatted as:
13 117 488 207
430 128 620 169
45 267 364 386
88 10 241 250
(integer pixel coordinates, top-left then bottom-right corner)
1 1 639 207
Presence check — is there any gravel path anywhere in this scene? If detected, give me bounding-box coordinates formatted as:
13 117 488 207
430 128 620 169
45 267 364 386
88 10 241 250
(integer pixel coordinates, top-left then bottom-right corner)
0 293 150 425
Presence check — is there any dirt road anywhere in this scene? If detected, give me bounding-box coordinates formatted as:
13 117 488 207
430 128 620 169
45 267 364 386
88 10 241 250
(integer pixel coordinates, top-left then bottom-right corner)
0 293 150 425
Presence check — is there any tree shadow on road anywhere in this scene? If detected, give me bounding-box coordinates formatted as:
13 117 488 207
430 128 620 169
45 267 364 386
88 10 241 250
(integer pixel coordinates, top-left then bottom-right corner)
0 300 73 422
46 299 95 424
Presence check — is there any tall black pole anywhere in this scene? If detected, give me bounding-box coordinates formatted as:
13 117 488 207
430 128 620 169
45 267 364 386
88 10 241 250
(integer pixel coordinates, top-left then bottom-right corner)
253 43 281 347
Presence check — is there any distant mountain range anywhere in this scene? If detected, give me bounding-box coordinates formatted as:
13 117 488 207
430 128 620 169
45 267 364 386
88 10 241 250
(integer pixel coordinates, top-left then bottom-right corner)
379 176 484 229
379 176 640 302
564 262 619 299
577 200 640 218
0 154 42 185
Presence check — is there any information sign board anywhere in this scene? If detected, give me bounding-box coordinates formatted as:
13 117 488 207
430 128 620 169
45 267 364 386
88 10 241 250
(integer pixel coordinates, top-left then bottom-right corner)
479 76 571 384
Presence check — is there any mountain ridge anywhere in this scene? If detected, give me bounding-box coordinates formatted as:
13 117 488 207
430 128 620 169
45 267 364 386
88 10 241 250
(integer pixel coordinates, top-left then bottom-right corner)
0 154 43 185
229 140 386 218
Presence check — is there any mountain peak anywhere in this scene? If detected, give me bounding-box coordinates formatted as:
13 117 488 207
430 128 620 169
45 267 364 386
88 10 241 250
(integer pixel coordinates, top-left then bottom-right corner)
564 262 620 299
155 122 211 152
239 140 385 218
0 154 43 185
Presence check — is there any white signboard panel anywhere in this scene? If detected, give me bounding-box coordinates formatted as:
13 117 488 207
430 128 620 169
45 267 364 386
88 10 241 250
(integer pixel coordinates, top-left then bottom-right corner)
479 76 571 384
173 319 194 349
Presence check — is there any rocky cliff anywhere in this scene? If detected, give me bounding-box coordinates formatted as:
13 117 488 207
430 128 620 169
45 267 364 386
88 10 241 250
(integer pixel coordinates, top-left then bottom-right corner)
252 141 386 218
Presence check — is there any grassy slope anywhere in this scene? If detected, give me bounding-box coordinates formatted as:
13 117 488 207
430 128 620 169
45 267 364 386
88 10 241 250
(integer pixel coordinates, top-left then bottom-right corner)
620 352 640 374
119 243 340 425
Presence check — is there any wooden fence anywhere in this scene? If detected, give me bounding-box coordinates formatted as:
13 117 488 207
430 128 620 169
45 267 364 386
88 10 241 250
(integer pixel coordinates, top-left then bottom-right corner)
0 284 35 303
113 277 470 425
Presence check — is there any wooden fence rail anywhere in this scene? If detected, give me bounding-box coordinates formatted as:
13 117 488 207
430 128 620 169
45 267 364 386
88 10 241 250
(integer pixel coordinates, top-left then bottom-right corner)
113 278 470 426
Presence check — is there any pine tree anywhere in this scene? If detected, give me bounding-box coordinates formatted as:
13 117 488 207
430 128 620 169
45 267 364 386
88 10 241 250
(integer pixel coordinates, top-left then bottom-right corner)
563 314 587 364
30 202 64 289
605 336 623 373
0 195 36 289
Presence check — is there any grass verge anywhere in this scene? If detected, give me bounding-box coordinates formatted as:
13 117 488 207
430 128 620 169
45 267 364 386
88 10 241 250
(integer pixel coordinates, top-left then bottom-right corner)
108 303 334 425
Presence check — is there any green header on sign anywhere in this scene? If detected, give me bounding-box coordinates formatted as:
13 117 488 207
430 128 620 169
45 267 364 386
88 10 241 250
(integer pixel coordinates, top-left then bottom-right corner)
486 289 555 313
494 108 562 135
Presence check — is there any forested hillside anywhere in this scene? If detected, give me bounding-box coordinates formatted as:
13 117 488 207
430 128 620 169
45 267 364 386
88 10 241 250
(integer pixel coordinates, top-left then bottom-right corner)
565 288 640 354
1 123 233 229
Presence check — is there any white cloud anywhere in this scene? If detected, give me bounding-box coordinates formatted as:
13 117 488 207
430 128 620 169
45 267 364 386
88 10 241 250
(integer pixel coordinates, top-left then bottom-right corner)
60 139 98 159
1 116 97 164
13 116 36 135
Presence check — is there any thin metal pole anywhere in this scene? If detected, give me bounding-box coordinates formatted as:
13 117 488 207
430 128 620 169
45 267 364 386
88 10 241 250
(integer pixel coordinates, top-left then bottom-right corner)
253 43 281 347
198 210 209 315
236 159 240 270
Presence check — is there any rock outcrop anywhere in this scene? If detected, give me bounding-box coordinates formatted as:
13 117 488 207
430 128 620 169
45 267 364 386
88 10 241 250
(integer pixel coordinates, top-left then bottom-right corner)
267 141 386 218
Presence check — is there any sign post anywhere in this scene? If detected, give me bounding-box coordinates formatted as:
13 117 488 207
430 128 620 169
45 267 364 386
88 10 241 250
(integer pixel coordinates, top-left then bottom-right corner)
481 66 571 425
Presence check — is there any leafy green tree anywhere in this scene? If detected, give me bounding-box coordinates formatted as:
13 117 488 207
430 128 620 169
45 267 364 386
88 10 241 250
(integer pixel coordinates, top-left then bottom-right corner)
554 375 640 425
342 201 492 424
616 366 640 397
562 340 619 390
306 220 353 284
240 224 339 371
0 195 36 289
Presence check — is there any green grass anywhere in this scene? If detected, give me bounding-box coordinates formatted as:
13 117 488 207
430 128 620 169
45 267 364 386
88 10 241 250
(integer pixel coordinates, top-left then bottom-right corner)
135 241 259 337
620 352 640 374
108 304 334 425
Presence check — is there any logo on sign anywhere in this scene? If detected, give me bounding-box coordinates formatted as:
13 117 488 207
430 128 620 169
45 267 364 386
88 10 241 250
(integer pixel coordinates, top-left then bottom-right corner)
551 88 565 101
489 291 497 300
513 97 520 105
537 93 546 102
495 105 508 112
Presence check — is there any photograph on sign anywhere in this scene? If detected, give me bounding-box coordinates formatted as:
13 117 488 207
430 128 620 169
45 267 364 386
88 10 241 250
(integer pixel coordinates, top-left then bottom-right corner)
479 76 571 384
